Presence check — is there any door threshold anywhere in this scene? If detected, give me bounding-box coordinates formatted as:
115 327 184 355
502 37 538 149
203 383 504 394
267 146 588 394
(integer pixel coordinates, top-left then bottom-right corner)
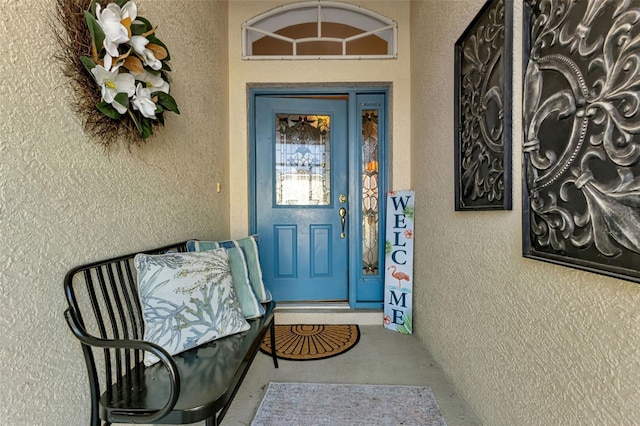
274 302 382 325
276 301 351 310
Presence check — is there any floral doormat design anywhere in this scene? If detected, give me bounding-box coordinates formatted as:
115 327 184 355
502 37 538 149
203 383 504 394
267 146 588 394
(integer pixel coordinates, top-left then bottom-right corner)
260 325 360 361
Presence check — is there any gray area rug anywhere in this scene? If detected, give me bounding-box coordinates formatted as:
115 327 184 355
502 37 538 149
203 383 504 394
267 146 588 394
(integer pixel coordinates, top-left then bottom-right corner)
251 382 448 426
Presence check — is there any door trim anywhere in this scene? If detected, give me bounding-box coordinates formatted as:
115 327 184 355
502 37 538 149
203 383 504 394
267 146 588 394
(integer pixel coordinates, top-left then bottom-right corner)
248 85 390 309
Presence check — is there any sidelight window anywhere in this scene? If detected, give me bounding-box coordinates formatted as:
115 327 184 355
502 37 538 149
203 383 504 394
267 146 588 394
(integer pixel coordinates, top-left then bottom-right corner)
361 110 379 275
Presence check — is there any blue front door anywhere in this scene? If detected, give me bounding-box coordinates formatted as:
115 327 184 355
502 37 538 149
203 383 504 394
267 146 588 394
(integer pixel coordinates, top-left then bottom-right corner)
255 96 349 301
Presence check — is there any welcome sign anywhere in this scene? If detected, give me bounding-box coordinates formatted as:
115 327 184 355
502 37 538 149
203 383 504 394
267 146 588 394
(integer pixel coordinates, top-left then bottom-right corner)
383 190 414 334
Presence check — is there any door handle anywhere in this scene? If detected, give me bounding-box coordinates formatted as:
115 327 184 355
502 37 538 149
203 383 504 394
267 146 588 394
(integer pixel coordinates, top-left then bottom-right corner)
339 207 346 238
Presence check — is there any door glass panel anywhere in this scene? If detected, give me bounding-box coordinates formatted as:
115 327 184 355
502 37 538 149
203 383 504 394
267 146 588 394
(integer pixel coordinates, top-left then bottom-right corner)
362 110 379 274
275 114 331 206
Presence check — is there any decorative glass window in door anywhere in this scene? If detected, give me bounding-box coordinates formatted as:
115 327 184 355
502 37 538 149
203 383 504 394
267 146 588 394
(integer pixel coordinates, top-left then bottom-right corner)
275 114 331 206
362 110 379 274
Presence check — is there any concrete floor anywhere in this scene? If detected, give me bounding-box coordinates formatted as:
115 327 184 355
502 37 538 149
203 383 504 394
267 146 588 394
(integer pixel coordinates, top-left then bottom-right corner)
222 311 479 426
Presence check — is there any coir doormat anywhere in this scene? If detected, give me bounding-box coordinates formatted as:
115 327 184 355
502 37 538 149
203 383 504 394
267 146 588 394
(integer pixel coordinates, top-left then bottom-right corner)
260 324 360 361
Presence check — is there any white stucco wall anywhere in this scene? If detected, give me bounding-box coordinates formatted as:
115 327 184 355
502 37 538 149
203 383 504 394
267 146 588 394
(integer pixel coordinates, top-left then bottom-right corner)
411 0 640 424
4 0 638 424
227 0 411 237
0 0 229 423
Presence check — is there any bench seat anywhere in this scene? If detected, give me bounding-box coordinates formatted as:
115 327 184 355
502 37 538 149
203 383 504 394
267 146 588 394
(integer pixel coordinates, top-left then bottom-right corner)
64 241 277 426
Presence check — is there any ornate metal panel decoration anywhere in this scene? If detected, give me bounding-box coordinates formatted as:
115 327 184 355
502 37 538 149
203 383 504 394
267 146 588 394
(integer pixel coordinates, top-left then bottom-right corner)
523 0 640 283
455 0 513 210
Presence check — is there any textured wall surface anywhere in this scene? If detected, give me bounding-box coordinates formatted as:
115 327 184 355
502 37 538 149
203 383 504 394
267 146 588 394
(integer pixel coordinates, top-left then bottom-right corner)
0 0 229 424
227 0 412 237
3 0 639 424
411 1 640 424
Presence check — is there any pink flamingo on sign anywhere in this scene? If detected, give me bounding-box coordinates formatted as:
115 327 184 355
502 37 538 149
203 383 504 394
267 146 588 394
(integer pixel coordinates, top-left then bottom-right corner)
388 266 410 288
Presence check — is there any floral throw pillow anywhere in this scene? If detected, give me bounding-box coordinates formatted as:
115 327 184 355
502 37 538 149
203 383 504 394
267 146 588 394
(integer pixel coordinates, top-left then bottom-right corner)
134 249 250 366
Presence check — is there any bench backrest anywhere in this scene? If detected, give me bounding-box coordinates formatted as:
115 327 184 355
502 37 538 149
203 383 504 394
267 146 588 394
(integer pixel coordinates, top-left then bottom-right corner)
63 242 187 417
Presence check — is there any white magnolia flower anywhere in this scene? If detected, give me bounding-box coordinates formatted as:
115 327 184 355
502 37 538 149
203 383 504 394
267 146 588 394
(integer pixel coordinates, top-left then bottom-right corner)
95 1 137 58
91 65 136 114
102 53 114 72
132 69 170 94
120 1 138 22
132 83 158 119
129 36 162 70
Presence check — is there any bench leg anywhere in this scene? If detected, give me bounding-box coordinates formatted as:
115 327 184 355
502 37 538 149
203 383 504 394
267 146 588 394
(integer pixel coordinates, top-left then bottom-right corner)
270 318 279 368
206 415 218 426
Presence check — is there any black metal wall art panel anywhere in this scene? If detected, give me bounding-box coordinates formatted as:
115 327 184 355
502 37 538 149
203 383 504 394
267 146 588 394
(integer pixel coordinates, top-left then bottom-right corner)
523 0 640 283
455 0 513 210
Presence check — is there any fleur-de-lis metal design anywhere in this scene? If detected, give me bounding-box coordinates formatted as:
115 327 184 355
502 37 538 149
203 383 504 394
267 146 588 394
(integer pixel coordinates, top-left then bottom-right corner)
524 0 640 282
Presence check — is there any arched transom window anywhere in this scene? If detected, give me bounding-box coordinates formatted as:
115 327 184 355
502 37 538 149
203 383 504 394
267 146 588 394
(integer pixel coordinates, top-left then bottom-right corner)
242 1 397 60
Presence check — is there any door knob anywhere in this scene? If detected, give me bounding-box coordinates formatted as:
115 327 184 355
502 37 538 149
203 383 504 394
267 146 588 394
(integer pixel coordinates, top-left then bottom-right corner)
339 207 346 238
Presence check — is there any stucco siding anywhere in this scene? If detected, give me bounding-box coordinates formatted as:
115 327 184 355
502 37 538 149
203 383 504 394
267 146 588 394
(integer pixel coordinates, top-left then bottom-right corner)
410 1 640 424
0 0 229 423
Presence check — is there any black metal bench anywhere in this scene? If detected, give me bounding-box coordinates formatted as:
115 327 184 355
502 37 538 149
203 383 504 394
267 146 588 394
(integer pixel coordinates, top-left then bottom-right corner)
63 241 278 426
